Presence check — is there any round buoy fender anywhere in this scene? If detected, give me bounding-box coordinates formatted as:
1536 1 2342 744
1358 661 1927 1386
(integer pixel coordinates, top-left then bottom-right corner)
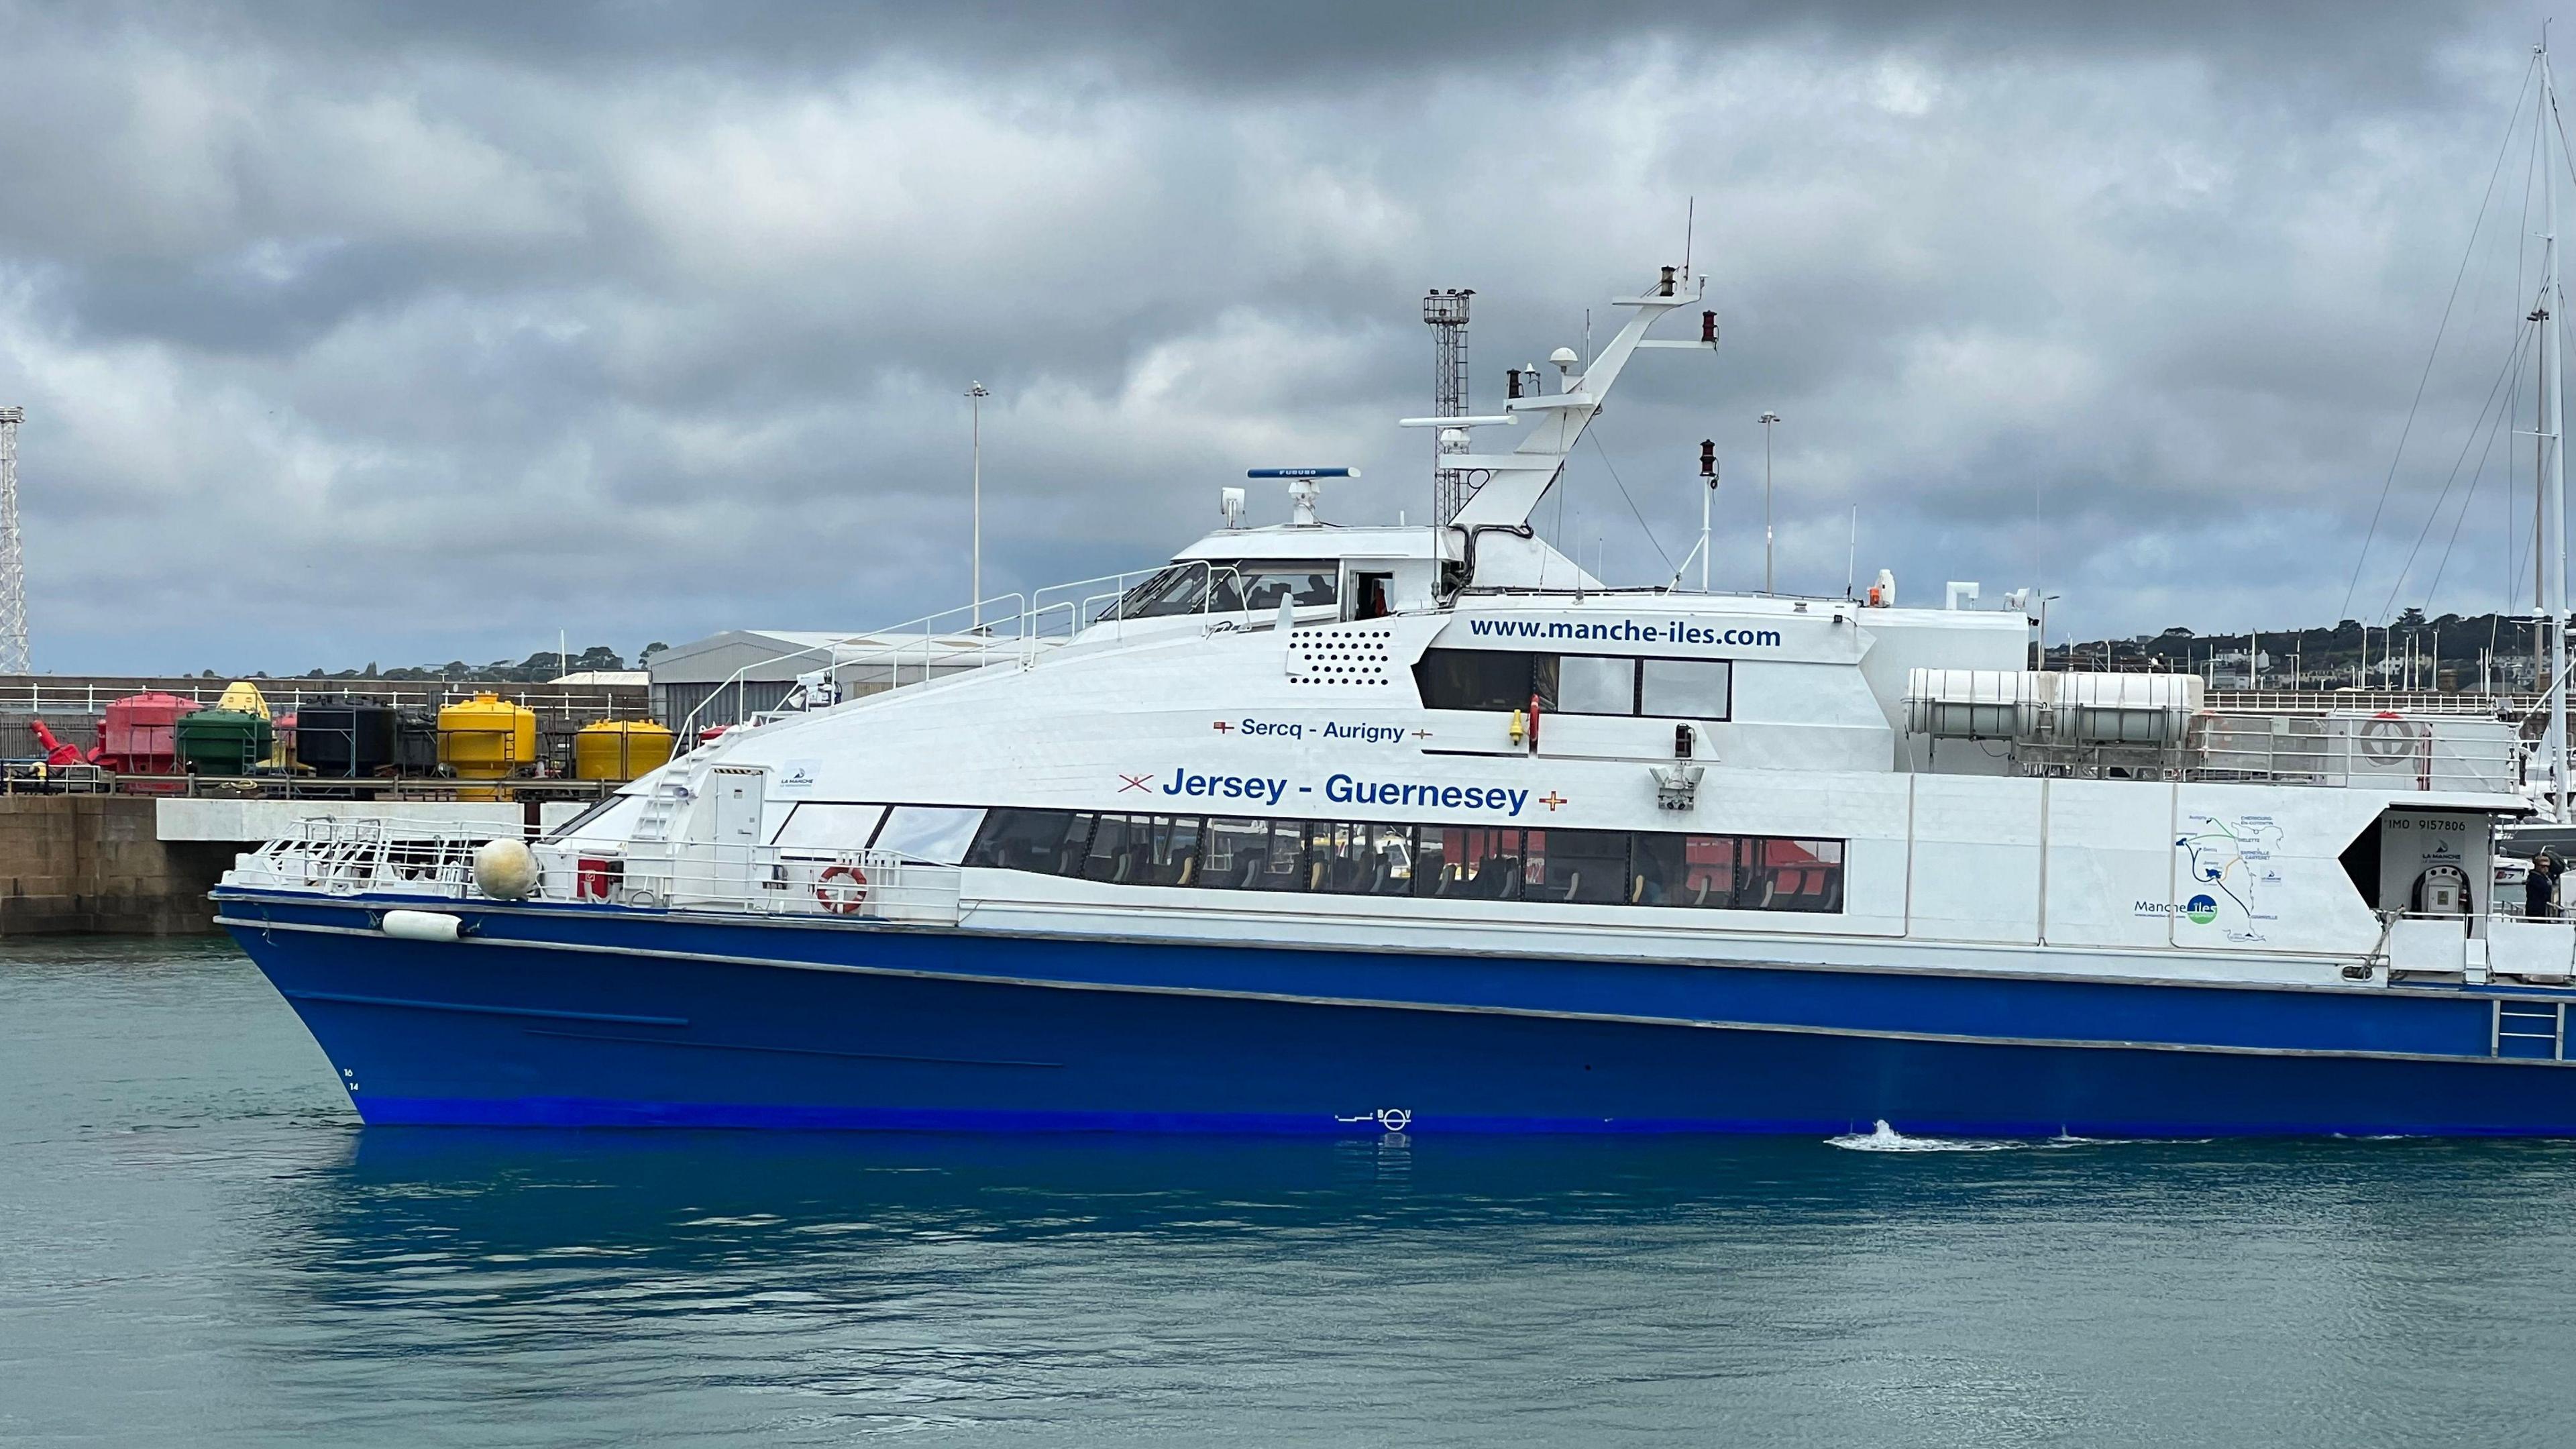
814 862 869 914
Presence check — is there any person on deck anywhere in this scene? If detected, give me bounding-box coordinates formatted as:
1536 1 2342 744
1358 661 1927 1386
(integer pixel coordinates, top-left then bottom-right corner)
2528 853 2559 920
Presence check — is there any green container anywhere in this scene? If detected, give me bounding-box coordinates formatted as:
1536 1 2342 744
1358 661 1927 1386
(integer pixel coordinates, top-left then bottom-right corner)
174 709 274 775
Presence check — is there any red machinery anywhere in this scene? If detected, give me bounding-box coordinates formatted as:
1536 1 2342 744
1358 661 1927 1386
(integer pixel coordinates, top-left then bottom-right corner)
93 692 200 773
28 720 86 767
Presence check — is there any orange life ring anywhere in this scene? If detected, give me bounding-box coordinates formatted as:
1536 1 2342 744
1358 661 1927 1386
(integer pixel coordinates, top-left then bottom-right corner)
814 862 869 914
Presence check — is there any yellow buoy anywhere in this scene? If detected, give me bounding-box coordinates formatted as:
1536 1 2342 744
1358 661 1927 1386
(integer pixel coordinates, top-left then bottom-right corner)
439 692 539 798
215 680 271 718
573 719 676 782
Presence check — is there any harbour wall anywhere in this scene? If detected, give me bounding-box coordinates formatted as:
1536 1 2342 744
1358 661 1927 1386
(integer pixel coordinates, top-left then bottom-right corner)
0 796 233 936
0 797 591 937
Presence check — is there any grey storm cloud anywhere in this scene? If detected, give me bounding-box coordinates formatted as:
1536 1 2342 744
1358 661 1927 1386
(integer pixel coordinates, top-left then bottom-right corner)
0 0 2558 672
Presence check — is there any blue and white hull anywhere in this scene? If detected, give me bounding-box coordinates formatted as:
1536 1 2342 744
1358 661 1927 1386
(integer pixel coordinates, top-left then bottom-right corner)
218 890 2576 1137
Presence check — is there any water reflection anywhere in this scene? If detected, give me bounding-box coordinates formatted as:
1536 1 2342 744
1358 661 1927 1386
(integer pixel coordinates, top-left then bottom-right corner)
213 1128 2576 1445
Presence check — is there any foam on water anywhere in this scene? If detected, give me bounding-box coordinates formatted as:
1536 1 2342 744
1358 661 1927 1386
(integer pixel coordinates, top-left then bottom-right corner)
1825 1120 2197 1152
1827 1120 2033 1152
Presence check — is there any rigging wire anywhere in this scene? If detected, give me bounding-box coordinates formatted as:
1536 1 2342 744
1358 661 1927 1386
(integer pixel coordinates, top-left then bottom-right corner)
1584 429 1676 573
2422 327 2530 608
2381 314 2538 619
2342 53 2537 621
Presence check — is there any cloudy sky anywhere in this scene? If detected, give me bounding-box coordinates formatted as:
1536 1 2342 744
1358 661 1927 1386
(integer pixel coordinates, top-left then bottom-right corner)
0 0 2569 674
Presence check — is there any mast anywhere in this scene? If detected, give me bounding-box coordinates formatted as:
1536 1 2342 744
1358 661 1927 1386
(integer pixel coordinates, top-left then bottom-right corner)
2548 42 2569 818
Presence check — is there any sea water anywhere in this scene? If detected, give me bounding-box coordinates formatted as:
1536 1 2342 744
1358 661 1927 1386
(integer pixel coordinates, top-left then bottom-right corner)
7 937 2576 1446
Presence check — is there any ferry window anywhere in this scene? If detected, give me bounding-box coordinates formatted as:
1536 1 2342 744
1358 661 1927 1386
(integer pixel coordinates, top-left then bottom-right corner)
1204 817 1306 891
1525 829 1631 905
1432 827 1524 900
1076 814 1204 886
1308 822 1371 893
872 806 985 865
1305 821 1413 894
963 809 1085 873
1416 649 1543 712
1080 814 1140 883
773 802 889 851
1362 823 1415 896
1557 655 1638 715
1640 659 1731 720
1146 816 1203 888
1750 838 1843 913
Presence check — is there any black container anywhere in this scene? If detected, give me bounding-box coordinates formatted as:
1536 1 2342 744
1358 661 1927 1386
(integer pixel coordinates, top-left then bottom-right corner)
392 708 440 775
295 698 398 778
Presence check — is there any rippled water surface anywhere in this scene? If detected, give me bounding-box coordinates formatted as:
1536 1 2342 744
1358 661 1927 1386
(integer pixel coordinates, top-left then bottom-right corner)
9 938 2576 1446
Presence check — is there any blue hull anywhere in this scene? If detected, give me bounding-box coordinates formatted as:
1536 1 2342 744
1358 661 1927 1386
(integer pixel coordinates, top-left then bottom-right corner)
215 890 2576 1136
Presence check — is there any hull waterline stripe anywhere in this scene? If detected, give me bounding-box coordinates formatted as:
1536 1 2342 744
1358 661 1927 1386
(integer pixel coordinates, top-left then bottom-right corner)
217 913 2570 1069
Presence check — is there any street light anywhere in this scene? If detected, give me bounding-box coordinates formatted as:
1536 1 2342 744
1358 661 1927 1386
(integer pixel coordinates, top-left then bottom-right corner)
1758 412 1782 594
967 382 990 629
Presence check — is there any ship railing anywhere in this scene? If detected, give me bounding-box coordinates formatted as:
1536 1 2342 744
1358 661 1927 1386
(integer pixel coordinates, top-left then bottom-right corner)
678 592 1036 740
685 563 1286 741
225 815 491 898
2010 710 2524 792
223 816 964 926
539 841 961 926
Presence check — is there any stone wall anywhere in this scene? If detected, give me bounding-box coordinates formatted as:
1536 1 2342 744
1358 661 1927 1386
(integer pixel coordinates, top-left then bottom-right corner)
0 796 231 935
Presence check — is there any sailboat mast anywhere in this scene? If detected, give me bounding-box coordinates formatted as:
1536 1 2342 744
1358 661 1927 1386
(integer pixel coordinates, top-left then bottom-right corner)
2546 42 2571 819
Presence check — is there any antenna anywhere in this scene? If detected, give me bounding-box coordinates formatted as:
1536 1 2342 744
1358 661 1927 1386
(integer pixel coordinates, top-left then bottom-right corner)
1423 289 1474 525
0 407 24 674
1682 196 1695 277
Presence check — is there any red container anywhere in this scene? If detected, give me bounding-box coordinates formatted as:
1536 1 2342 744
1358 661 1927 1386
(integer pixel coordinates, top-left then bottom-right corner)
95 692 202 774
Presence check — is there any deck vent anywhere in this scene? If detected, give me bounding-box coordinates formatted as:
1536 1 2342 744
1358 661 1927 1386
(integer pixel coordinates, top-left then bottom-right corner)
1287 625 1395 686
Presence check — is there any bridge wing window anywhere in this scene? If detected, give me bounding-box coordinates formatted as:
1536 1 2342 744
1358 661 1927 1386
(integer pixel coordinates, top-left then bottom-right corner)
773 802 888 851
873 806 985 865
1110 566 1212 620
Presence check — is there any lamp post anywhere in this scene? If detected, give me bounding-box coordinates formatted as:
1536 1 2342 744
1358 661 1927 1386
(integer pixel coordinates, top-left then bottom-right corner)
1758 412 1781 594
967 382 990 629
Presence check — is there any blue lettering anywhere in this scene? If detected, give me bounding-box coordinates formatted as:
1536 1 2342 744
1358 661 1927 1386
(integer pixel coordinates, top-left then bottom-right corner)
1326 773 1354 804
1440 786 1463 808
1506 788 1529 816
1265 777 1287 806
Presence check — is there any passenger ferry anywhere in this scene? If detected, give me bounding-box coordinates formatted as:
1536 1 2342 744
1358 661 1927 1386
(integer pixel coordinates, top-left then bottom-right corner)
215 264 2576 1136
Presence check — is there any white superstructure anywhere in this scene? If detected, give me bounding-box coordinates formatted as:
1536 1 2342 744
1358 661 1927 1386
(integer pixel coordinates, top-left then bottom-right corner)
374 265 2559 999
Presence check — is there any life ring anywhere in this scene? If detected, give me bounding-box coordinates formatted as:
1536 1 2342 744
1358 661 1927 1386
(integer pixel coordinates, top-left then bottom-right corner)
2357 712 2421 765
814 862 869 914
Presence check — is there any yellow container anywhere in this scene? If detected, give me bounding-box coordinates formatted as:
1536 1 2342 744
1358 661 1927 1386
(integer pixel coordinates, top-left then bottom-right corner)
438 692 538 783
573 719 676 782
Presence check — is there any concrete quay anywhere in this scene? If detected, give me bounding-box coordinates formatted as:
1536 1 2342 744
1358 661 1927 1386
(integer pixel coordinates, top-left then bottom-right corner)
0 796 591 936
